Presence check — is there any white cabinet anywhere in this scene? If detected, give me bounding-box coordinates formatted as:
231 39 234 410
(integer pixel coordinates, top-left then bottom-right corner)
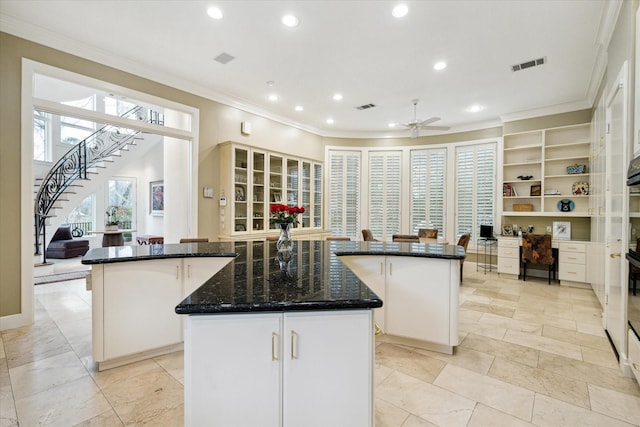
92 257 232 370
184 310 373 427
628 330 640 384
558 241 587 284
339 255 459 352
497 237 520 276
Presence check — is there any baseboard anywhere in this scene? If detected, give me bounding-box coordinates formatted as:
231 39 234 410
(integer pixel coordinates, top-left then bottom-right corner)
0 312 32 331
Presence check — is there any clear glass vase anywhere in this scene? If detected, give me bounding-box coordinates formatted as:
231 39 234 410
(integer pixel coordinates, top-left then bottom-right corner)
276 222 293 251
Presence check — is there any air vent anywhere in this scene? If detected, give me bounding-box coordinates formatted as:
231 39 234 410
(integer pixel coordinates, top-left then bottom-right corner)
214 52 235 64
355 103 376 110
511 56 546 72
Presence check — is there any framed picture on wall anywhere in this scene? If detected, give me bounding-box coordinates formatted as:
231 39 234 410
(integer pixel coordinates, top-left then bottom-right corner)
502 224 513 236
150 181 164 216
552 221 571 240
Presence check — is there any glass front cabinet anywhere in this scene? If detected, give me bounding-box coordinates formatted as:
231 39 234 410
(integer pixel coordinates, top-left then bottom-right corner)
219 142 324 239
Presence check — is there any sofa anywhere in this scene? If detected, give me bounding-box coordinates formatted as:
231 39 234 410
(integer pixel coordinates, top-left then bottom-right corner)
45 226 90 259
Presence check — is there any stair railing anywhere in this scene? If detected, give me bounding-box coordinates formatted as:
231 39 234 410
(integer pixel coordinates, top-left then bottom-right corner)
34 106 147 258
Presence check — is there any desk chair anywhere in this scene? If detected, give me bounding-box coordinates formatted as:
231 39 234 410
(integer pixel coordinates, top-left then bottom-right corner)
266 235 279 241
418 228 438 238
629 238 640 296
180 238 209 243
361 229 378 241
522 233 556 284
457 233 470 283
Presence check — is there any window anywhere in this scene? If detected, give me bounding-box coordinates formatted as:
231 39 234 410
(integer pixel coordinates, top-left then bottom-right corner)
456 143 497 245
410 148 446 236
33 110 51 161
108 178 135 230
368 151 401 240
328 150 361 240
66 194 95 236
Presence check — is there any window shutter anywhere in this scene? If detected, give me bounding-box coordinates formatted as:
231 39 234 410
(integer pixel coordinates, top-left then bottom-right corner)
411 149 446 236
369 151 401 240
328 150 361 240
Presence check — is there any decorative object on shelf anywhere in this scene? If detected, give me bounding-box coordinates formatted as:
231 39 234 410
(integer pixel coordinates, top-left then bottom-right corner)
557 199 575 212
517 175 533 180
105 205 125 230
530 184 541 196
513 203 533 211
527 225 534 233
544 189 561 195
502 224 513 236
552 221 571 240
503 183 513 197
235 224 246 231
150 181 164 216
270 203 305 251
567 164 586 174
571 181 589 195
235 185 245 201
272 192 282 203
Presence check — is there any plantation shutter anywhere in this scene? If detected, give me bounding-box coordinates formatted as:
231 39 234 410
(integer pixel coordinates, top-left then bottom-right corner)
410 149 446 236
328 150 361 240
368 151 401 240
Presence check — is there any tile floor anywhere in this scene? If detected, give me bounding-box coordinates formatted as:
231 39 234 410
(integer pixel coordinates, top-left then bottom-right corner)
1 264 639 426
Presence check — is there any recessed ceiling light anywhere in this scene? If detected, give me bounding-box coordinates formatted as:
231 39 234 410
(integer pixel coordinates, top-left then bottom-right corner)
433 61 447 71
207 6 223 20
266 80 275 86
326 118 334 124
282 14 299 27
388 123 397 128
268 94 278 102
466 104 485 113
333 93 343 101
392 4 409 18
295 105 304 112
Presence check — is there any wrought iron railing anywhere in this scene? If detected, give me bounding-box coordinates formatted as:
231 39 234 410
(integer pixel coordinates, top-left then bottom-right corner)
34 106 146 258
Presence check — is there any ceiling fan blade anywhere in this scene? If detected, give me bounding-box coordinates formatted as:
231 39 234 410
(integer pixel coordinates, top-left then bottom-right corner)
421 125 450 131
418 116 441 126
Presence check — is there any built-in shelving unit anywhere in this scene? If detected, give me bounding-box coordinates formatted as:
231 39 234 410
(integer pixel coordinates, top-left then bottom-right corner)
502 123 591 217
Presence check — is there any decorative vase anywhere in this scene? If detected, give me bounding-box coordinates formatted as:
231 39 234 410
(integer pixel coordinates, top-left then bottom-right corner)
105 224 118 231
276 222 293 251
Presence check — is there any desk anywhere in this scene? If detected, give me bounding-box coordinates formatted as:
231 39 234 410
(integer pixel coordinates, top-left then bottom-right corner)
419 237 449 245
90 229 135 247
137 235 164 245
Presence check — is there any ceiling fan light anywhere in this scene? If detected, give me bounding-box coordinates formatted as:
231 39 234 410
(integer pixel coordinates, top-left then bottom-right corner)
411 127 419 138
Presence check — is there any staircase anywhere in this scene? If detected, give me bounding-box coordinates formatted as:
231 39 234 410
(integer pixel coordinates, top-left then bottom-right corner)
34 106 149 262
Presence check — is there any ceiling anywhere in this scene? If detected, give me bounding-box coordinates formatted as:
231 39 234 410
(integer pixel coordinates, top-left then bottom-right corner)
0 1 611 138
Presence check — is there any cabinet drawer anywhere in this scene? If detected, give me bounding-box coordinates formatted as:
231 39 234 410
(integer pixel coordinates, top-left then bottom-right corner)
628 330 640 384
498 246 520 259
558 242 586 253
498 258 520 275
559 264 586 283
559 251 586 265
499 238 519 248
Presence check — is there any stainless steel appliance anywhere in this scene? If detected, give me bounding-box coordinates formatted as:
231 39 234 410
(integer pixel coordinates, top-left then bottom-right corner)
626 155 640 340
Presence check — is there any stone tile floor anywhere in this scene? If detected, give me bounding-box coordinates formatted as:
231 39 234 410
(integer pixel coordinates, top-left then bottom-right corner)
1 265 639 426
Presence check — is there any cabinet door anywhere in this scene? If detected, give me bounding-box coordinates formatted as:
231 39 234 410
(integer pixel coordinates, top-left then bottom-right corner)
385 257 451 344
336 255 386 332
185 313 282 427
283 311 373 427
234 147 249 233
183 257 234 297
103 259 182 359
252 150 267 231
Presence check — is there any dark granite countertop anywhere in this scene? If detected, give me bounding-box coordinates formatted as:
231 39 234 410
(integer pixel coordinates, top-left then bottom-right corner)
82 240 465 314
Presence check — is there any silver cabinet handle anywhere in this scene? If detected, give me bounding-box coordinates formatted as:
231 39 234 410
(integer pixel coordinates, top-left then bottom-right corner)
389 262 393 276
380 262 384 276
176 266 179 279
290 330 297 360
271 332 279 361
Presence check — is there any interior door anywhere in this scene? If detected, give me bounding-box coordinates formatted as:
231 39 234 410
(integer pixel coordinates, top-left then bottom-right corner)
604 61 629 359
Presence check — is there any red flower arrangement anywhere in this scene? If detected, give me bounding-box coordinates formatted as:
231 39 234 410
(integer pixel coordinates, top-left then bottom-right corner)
270 204 305 224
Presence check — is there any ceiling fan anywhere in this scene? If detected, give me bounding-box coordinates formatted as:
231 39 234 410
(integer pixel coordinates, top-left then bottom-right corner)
399 99 450 138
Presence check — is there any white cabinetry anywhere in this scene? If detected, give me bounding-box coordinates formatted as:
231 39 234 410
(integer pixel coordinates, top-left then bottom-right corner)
558 241 586 284
502 123 591 217
628 330 640 384
497 237 520 276
91 257 232 370
184 310 373 427
339 255 459 353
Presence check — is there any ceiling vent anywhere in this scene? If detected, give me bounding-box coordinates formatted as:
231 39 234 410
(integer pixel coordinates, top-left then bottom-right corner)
511 56 546 72
214 52 235 64
355 103 376 110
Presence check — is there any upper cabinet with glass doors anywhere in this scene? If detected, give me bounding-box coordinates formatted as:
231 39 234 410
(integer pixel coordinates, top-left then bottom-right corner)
219 142 323 239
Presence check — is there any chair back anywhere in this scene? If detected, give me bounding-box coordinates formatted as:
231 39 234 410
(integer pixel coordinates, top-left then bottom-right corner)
418 228 438 238
362 229 375 241
457 234 470 251
521 233 554 265
179 238 209 243
326 236 350 241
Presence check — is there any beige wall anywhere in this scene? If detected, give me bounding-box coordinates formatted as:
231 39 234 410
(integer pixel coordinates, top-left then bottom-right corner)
0 32 322 317
322 127 502 147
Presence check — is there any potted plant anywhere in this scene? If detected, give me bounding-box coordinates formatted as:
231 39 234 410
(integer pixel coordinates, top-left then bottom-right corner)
105 205 124 231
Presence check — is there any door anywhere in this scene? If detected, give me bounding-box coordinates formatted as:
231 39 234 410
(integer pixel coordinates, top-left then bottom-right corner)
604 62 630 358
185 313 282 427
283 311 373 427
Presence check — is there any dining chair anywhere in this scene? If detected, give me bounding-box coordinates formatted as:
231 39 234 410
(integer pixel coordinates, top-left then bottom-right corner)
456 233 470 283
418 228 438 238
361 229 378 241
179 238 209 243
521 233 556 284
326 236 351 241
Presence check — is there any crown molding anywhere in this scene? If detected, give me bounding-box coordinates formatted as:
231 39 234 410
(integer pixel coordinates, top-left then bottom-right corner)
499 99 592 124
